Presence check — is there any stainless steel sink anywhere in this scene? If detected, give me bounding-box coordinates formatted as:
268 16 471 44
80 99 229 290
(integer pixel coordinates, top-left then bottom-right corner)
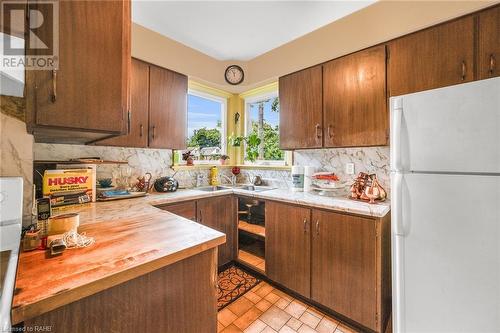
236 185 275 192
196 186 232 192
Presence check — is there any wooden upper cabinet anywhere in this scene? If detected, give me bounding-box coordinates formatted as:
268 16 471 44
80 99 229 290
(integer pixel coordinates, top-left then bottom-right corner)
197 196 235 266
279 66 323 149
388 15 475 96
323 45 388 147
28 0 130 138
311 210 378 331
149 66 188 149
266 201 311 297
478 6 500 79
98 59 149 148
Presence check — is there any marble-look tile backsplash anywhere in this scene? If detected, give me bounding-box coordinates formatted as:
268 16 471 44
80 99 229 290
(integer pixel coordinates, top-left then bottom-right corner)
0 113 34 224
294 147 390 191
34 144 390 192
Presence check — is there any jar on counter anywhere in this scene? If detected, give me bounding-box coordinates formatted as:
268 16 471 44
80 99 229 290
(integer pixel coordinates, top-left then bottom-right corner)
291 166 304 192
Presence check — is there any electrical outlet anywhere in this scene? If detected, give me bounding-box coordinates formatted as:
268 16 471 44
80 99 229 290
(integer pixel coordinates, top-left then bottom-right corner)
345 163 355 175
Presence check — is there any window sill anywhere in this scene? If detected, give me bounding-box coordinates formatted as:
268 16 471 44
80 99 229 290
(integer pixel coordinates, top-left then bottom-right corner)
171 164 233 171
236 164 291 171
171 164 291 171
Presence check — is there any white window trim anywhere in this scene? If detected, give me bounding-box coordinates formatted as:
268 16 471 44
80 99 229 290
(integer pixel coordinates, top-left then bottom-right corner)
244 91 289 166
177 89 227 165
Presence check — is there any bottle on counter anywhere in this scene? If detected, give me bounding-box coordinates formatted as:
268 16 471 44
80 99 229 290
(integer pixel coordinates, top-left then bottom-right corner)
303 166 315 192
291 165 304 192
209 166 219 186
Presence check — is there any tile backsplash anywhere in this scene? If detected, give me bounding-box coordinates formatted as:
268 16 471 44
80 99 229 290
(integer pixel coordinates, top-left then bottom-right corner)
294 147 390 190
34 144 390 191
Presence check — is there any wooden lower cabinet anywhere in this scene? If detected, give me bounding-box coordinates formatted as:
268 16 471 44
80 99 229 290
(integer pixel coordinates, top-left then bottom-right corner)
311 210 379 331
265 201 391 332
197 196 236 266
266 201 311 297
24 249 218 333
157 201 197 221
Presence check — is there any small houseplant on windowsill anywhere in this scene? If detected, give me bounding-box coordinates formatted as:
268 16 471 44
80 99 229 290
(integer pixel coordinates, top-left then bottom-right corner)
219 154 230 165
182 150 195 166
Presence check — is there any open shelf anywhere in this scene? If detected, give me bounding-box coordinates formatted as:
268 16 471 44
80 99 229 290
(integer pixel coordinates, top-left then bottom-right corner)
238 249 265 273
238 220 265 238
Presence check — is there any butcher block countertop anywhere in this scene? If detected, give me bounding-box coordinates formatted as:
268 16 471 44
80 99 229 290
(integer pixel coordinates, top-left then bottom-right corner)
12 193 226 325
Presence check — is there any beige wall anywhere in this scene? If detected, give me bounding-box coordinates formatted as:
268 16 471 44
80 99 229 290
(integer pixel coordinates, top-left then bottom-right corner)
132 1 497 93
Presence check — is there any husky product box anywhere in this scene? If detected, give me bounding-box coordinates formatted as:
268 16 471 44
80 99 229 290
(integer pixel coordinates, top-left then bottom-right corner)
42 169 95 208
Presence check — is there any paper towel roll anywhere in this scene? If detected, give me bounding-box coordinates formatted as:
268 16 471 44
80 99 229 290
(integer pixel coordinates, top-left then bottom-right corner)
304 166 315 192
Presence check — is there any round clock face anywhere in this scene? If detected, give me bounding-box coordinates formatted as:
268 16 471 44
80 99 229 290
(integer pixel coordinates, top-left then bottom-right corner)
225 65 244 85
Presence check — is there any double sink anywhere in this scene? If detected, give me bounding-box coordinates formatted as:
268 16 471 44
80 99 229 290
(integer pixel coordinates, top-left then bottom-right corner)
196 185 275 193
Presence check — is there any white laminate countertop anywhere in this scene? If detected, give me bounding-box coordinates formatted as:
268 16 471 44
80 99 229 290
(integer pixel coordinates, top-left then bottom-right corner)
57 186 389 225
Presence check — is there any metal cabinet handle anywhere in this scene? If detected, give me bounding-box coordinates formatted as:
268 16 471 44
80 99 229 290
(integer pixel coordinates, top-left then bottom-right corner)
327 124 333 139
315 220 320 236
140 124 143 137
127 110 131 134
152 126 156 140
461 61 467 81
199 210 202 223
489 54 496 75
51 69 57 102
315 124 322 139
303 218 307 233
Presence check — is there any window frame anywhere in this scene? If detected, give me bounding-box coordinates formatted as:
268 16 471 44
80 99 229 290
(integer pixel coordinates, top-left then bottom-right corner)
176 89 228 165
243 91 289 166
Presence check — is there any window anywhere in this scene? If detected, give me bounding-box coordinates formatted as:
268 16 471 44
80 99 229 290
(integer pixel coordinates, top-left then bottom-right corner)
244 92 286 165
176 90 227 164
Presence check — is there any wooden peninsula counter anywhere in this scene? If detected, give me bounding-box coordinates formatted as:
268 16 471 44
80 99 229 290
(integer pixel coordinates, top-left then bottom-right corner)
12 194 226 333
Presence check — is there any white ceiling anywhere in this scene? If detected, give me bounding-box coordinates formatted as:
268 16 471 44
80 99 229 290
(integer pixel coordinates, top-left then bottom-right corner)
132 1 375 61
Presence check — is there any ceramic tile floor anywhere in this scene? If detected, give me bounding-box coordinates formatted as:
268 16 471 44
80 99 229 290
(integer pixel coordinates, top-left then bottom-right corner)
217 281 361 333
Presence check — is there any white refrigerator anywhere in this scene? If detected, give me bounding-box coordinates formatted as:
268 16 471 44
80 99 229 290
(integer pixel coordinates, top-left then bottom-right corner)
390 77 500 333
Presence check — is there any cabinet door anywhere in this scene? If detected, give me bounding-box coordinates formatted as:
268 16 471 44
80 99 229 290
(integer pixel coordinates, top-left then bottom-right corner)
149 66 187 149
279 66 323 149
478 6 500 79
311 210 378 331
266 201 311 297
31 0 130 132
388 16 474 96
323 45 387 147
97 59 149 147
158 201 197 221
197 196 236 266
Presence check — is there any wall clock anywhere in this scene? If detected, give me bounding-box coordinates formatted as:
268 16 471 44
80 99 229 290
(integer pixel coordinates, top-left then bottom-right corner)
224 65 244 85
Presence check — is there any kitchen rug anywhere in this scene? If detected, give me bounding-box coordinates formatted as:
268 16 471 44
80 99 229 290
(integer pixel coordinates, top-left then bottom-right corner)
217 265 260 310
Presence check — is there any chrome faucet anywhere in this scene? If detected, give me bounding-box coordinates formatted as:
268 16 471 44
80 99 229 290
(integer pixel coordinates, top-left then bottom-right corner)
195 174 205 187
219 174 236 186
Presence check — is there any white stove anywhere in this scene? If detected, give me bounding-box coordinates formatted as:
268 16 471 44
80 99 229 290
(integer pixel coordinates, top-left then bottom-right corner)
0 177 23 332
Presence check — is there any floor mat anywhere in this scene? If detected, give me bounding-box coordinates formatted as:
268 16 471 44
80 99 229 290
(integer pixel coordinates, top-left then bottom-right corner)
217 265 260 310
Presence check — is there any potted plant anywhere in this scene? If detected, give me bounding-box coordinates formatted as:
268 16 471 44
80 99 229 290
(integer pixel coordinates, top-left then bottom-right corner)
182 150 194 166
219 154 230 165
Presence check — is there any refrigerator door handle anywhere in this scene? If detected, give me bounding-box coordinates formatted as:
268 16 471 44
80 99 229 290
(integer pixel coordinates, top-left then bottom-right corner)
391 100 403 171
392 173 405 236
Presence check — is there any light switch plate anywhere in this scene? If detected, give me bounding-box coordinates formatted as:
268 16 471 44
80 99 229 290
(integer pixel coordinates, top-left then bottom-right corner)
345 163 355 175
